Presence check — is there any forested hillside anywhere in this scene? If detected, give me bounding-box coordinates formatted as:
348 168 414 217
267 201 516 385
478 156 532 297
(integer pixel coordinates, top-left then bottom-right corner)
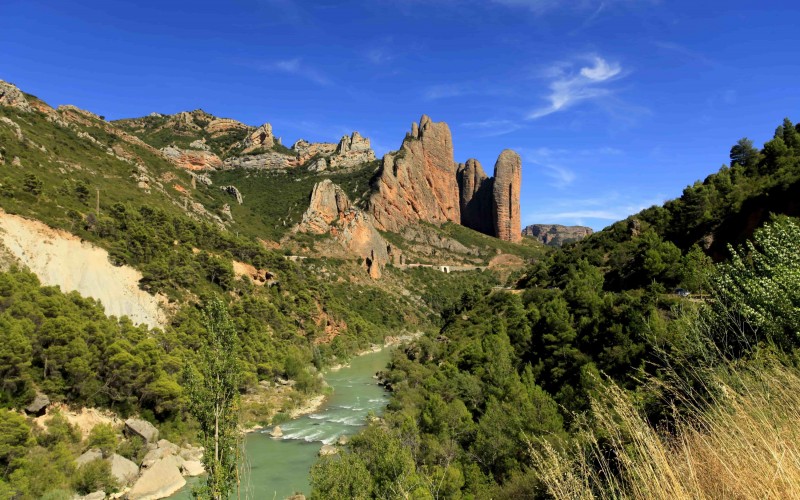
310 119 800 498
0 82 536 497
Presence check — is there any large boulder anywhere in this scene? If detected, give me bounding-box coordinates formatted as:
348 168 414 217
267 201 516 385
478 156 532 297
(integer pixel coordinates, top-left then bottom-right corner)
24 392 49 415
124 418 159 444
75 449 103 468
127 457 187 500
180 460 205 477
108 453 139 486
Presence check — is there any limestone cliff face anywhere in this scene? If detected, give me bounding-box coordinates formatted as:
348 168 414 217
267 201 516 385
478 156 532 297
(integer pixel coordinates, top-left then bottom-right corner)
457 159 494 236
492 150 522 243
522 224 593 246
369 115 460 232
297 180 390 278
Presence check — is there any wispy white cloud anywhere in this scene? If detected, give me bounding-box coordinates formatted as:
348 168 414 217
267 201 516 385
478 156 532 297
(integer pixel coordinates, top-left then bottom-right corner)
461 119 523 137
366 48 394 65
528 55 623 119
524 191 664 228
423 83 472 101
490 0 658 16
257 58 331 86
653 41 718 67
521 146 577 188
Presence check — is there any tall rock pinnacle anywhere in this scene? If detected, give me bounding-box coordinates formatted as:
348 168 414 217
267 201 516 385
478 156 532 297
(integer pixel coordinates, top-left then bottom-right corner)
368 115 521 242
491 150 522 243
369 115 460 232
457 159 494 236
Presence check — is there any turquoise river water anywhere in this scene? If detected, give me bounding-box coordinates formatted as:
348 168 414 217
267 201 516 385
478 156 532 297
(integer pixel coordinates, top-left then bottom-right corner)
172 347 392 499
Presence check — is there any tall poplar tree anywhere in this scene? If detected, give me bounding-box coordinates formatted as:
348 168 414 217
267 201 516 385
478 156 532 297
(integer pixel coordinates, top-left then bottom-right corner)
187 298 242 500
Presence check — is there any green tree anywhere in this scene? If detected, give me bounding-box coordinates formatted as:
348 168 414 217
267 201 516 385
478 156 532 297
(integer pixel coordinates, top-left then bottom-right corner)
186 298 242 500
22 174 43 197
711 215 800 351
310 453 373 500
0 409 34 476
729 137 760 169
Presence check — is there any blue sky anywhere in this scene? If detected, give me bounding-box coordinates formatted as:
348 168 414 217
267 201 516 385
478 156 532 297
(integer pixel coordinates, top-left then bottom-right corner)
3 0 800 230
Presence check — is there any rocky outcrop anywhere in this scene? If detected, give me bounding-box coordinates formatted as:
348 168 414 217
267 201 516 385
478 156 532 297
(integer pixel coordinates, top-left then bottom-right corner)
125 418 159 444
492 150 522 243
161 145 223 171
522 224 593 246
457 159 493 236
328 132 376 170
0 81 33 112
242 122 275 152
220 185 243 205
296 180 391 278
369 115 460 232
292 133 376 172
222 151 298 171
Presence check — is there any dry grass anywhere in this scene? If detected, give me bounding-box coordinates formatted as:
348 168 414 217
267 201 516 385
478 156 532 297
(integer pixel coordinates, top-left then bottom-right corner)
532 362 800 500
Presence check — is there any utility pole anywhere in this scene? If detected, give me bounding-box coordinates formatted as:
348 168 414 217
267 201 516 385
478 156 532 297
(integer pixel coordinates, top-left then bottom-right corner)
96 188 100 218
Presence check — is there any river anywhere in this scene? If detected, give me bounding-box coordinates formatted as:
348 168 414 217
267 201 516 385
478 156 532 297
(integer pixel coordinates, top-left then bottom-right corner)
172 347 392 499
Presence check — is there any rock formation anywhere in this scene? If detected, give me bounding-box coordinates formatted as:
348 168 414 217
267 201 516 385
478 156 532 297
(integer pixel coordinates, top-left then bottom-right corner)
328 132 376 169
491 150 522 243
369 115 460 232
292 133 376 171
296 180 391 278
125 418 159 444
222 151 298 171
220 185 243 205
369 116 522 242
0 80 33 112
457 159 493 236
161 145 223 171
522 224 593 246
242 122 275 152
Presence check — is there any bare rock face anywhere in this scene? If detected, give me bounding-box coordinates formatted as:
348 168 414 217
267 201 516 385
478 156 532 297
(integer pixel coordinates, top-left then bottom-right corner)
297 180 390 278
328 132 376 170
299 179 352 233
492 150 522 243
369 115 460 232
125 418 159 444
242 122 275 152
161 145 223 171
222 151 298 171
522 224 593 246
0 81 33 112
457 159 494 236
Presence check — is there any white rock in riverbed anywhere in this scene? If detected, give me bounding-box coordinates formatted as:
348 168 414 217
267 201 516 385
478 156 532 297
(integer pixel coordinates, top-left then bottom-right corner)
128 457 186 500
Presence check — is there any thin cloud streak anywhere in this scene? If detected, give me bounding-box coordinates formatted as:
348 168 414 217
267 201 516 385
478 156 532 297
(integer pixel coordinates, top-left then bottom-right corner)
255 58 332 86
528 55 623 119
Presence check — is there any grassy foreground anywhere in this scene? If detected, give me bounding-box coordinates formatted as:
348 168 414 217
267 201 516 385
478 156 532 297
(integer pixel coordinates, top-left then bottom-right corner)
533 354 800 499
